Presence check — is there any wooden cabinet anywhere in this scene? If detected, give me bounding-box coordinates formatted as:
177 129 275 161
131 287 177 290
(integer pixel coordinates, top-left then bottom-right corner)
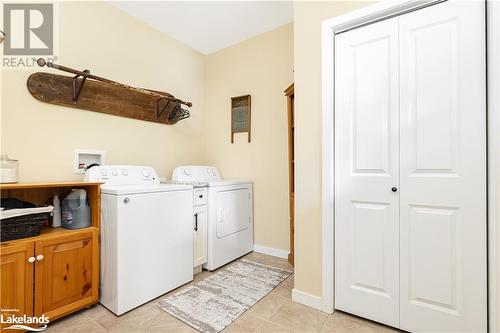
0 241 34 330
0 182 101 328
193 205 208 268
34 228 99 318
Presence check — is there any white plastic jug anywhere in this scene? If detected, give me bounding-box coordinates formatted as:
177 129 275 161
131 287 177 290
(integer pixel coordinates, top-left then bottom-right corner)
61 189 91 229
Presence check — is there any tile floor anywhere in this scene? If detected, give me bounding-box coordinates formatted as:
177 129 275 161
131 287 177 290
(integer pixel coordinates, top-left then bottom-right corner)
45 252 399 333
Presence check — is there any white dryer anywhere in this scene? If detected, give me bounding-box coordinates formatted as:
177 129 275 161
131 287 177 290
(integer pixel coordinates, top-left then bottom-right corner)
85 165 193 315
172 166 253 271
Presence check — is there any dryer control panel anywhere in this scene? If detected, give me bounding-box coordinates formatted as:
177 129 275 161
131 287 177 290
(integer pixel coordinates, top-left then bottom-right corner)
85 165 159 185
172 166 221 183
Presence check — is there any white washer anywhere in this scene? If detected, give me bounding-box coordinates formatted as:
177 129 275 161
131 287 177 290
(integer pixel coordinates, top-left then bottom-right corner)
85 165 193 315
172 166 253 271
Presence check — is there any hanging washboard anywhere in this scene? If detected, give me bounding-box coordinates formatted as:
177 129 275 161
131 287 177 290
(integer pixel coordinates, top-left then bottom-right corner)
231 95 251 143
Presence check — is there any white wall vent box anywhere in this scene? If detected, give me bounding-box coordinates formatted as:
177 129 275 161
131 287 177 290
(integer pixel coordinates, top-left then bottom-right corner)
74 149 105 174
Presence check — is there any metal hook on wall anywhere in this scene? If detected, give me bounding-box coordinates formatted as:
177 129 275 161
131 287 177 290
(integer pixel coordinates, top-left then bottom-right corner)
72 69 90 104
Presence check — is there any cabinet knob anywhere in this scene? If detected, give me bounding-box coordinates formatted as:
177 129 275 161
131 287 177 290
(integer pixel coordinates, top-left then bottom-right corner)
36 255 44 261
124 198 130 204
27 256 36 263
391 187 398 192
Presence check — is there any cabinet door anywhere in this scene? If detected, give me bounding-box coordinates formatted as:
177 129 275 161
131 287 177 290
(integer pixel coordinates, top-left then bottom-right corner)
34 229 99 318
193 206 208 267
0 241 34 330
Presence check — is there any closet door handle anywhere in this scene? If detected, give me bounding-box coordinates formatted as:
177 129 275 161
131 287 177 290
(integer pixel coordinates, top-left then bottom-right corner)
27 257 36 264
391 187 398 192
194 213 198 231
36 255 44 261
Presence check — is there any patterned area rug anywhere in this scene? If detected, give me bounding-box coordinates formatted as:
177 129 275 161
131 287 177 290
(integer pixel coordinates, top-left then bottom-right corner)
156 259 292 333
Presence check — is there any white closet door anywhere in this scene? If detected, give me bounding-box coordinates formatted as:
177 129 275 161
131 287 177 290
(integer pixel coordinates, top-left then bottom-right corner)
334 17 400 327
399 1 486 332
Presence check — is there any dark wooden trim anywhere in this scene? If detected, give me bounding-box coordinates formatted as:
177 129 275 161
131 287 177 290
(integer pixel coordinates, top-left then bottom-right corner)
284 83 294 96
285 83 294 266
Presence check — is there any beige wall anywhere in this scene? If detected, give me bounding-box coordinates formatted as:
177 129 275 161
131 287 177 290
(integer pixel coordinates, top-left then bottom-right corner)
1 1 206 182
293 1 373 297
205 24 294 252
1 3 294 253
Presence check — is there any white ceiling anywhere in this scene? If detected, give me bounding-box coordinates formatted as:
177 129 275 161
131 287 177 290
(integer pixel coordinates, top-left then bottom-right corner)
108 1 293 55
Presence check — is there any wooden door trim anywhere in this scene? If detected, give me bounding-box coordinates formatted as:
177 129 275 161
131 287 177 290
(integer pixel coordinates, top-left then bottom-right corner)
285 83 294 266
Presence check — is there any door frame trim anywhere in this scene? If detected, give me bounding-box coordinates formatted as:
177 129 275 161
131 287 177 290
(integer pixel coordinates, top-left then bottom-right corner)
320 1 500 331
285 83 295 266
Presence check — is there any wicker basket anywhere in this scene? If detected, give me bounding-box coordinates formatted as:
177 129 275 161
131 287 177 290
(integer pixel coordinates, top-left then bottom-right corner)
0 213 49 242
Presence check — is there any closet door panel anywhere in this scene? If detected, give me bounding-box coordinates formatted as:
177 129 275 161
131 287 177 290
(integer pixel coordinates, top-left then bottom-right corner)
334 17 400 327
399 1 486 332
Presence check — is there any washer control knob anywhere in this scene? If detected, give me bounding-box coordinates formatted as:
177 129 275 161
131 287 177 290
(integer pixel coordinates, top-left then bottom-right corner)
100 170 108 177
112 169 119 176
142 169 150 177
121 169 128 176
184 169 191 176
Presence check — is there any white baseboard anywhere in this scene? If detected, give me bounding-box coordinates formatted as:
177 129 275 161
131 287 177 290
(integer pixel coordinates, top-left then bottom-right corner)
253 244 289 259
292 288 323 311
